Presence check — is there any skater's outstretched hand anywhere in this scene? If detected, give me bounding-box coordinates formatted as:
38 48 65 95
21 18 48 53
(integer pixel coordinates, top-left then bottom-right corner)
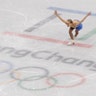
78 11 91 24
54 10 58 16
54 10 68 26
87 12 91 16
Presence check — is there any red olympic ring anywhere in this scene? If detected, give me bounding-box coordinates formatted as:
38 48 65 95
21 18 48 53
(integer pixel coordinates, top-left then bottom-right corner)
46 72 86 88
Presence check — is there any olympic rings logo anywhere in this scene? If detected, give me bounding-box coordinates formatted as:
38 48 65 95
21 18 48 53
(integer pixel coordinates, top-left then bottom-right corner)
0 60 86 91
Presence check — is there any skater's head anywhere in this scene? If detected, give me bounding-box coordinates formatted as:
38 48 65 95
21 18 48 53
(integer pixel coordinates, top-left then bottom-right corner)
67 19 73 23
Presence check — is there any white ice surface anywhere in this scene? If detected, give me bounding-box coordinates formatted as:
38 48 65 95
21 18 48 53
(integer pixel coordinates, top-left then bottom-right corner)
0 0 96 96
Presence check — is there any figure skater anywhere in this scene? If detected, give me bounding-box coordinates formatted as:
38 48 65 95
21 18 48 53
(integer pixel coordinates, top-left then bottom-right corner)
54 10 91 45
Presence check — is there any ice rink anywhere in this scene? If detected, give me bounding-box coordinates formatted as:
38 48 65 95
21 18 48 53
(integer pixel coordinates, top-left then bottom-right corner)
0 0 96 96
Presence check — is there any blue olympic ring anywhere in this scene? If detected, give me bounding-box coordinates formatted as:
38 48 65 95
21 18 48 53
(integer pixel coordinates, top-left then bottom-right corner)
0 60 13 73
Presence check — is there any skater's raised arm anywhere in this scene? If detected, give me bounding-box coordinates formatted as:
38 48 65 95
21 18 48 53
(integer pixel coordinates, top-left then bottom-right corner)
77 12 91 25
54 10 69 26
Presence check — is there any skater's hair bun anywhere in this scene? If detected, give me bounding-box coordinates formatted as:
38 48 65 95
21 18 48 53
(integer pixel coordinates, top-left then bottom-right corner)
67 19 73 23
